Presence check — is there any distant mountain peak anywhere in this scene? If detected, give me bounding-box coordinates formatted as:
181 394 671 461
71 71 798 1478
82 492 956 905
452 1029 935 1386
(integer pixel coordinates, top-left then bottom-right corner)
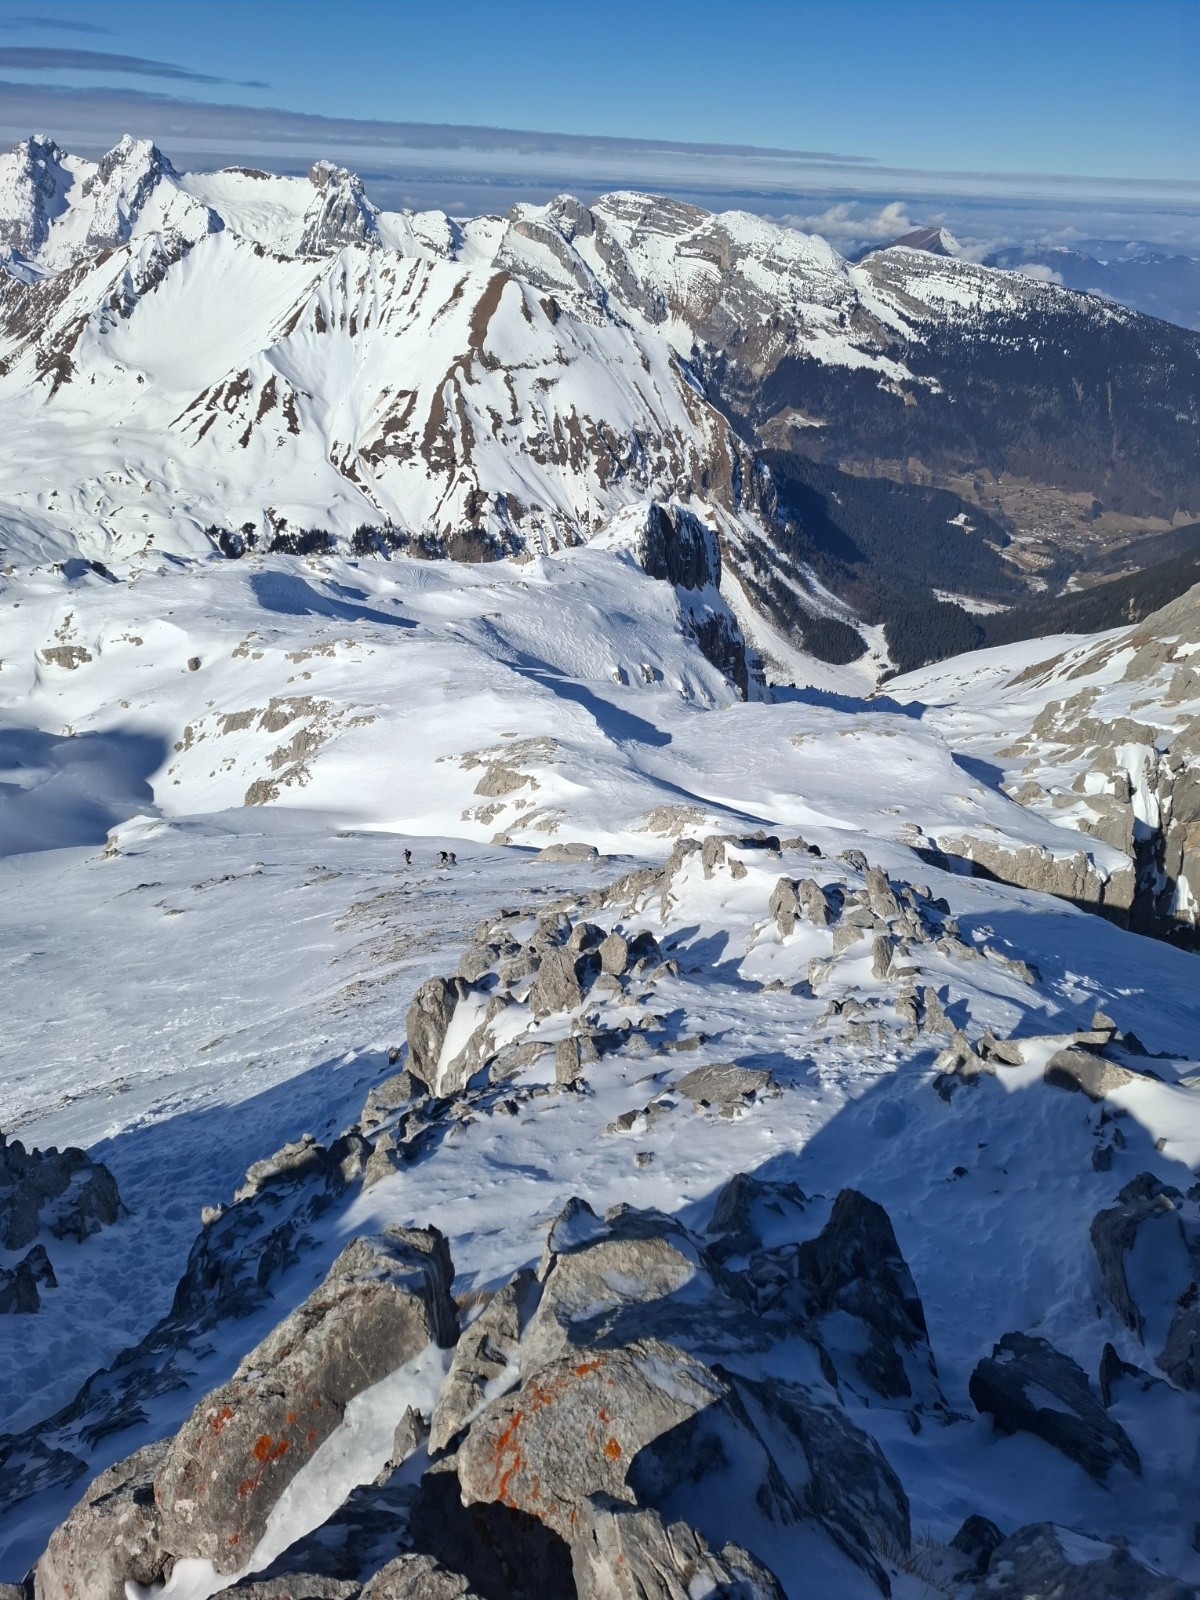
0 134 72 260
90 134 178 187
299 160 379 255
888 225 962 258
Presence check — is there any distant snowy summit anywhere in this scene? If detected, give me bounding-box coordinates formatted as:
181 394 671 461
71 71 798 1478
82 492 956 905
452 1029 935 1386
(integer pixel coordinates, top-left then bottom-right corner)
886 223 962 257
0 132 1196 672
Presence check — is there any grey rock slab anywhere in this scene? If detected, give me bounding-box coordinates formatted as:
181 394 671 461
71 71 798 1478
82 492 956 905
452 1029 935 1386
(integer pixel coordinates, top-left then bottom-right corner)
405 977 459 1090
456 1339 725 1539
534 841 599 863
865 866 901 919
360 1553 483 1599
974 1522 1194 1598
525 1222 703 1369
572 1502 786 1600
598 929 630 975
673 1062 773 1115
429 1268 539 1453
789 1188 946 1413
528 945 592 1018
732 1372 909 1591
768 876 801 937
154 1227 457 1573
361 1070 423 1132
225 1577 360 1598
798 877 832 926
34 1439 169 1600
1045 1047 1139 1100
969 1331 1140 1481
234 1133 330 1202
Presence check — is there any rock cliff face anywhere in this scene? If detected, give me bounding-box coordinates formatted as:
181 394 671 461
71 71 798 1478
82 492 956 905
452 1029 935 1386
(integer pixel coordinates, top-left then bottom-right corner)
298 162 380 257
893 581 1200 945
599 501 759 696
990 584 1200 942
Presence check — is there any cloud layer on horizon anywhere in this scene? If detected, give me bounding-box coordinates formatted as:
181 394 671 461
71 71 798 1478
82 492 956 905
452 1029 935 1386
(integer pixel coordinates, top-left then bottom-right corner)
2 80 1198 254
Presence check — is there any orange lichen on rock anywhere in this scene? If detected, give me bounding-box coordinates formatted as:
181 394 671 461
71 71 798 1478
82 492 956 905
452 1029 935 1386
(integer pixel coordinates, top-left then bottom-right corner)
251 1433 290 1464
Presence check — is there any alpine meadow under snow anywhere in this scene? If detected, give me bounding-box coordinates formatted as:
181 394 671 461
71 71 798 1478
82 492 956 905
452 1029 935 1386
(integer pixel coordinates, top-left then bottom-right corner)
1 132 1200 1600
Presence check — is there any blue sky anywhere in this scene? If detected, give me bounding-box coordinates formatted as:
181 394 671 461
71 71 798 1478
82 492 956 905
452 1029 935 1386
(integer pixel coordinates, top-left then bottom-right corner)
0 0 1194 180
0 0 1197 251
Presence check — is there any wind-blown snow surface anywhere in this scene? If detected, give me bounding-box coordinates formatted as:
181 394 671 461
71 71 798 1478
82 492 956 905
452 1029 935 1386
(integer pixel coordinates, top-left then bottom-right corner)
3 539 1200 1593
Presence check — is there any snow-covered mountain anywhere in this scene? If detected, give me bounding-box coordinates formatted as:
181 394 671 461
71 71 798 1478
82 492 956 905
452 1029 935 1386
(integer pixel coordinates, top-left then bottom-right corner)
3 133 1196 591
3 131 1200 1600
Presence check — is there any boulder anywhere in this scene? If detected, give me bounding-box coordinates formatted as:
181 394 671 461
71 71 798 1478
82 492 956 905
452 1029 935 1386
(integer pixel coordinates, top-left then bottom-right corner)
456 1339 726 1542
405 977 459 1089
598 929 630 975
34 1439 169 1600
234 1133 331 1202
798 878 832 926
951 1514 1004 1577
534 841 598 863
528 945 592 1018
865 866 900 920
525 1212 704 1368
1098 1342 1164 1407
768 877 801 937
1045 1047 1136 1100
429 1269 538 1453
154 1228 457 1573
1090 1173 1185 1339
969 1332 1140 1481
974 1522 1194 1598
674 1062 773 1116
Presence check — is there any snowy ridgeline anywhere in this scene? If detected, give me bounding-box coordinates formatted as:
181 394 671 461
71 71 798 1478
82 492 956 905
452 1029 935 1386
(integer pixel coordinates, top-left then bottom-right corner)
0 132 1146 572
1 529 1200 1597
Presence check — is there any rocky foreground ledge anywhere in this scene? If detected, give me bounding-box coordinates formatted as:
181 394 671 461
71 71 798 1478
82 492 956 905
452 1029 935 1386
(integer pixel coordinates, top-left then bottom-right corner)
6 836 1200 1598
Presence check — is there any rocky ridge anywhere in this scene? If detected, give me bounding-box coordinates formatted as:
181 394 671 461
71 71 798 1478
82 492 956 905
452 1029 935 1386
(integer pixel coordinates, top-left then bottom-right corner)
5 835 1199 1597
899 582 1200 943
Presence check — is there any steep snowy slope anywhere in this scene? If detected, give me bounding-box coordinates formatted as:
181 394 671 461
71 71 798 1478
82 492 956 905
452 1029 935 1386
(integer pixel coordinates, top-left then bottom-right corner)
893 583 1200 941
0 139 758 568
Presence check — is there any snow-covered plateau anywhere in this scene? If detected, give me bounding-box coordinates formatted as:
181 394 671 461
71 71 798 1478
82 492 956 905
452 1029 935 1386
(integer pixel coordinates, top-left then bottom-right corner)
1 132 1199 1600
